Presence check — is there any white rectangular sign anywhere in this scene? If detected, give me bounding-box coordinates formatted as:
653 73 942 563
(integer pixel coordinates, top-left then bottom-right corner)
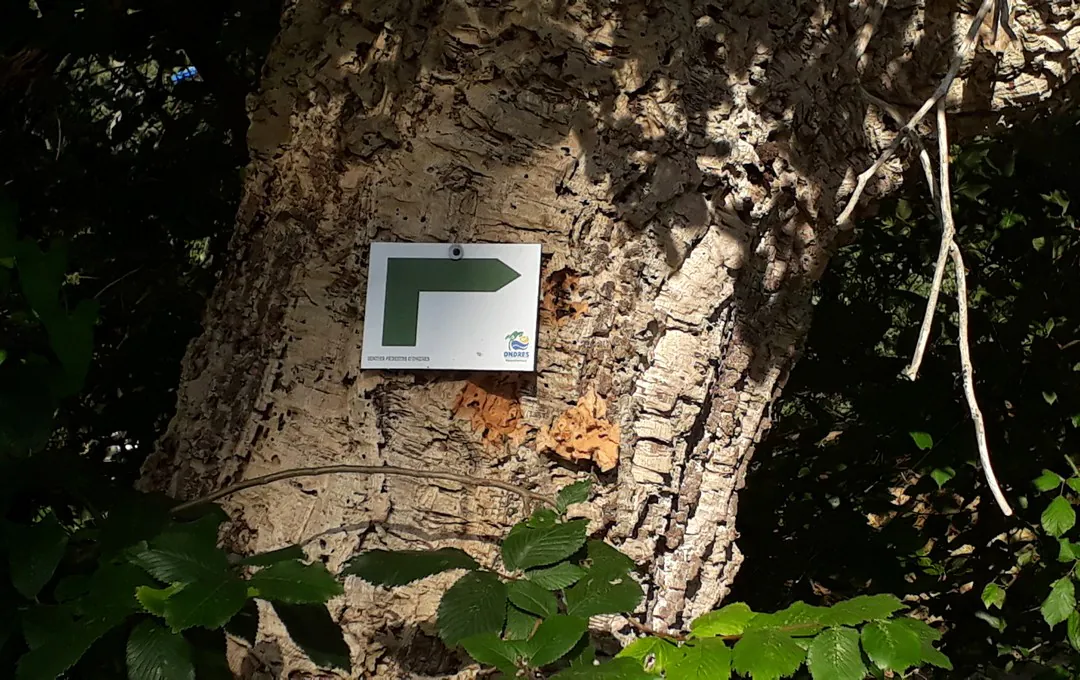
361 242 541 371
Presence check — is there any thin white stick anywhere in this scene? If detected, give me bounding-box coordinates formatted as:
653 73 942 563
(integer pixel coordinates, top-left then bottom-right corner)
851 0 890 68
900 101 956 381
836 0 996 229
932 101 1013 516
950 240 1012 516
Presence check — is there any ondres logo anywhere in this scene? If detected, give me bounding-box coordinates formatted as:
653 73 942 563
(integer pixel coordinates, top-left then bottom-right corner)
504 331 530 361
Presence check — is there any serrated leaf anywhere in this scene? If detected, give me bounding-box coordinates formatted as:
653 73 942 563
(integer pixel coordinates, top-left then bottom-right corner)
808 627 864 680
909 432 933 451
553 657 656 678
272 602 351 671
16 618 115 680
1042 496 1076 537
137 584 184 617
460 633 523 675
565 567 643 618
438 571 507 646
526 562 586 590
528 509 560 528
527 615 588 667
747 601 828 636
666 638 731 680
239 545 306 567
891 617 941 642
501 520 588 571
505 604 539 641
340 547 479 586
1035 470 1064 491
861 620 922 672
508 579 558 618
248 560 343 604
126 618 195 680
1042 577 1075 628
930 467 955 488
6 514 69 598
587 540 636 575
556 481 592 513
981 583 1006 610
79 561 154 620
822 594 905 627
1060 538 1080 562
732 628 806 680
129 531 228 583
691 602 757 637
163 574 247 631
1068 611 1080 652
617 636 686 673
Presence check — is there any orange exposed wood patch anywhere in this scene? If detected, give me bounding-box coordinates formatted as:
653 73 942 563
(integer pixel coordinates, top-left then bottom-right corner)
452 376 528 446
537 388 619 471
540 268 588 326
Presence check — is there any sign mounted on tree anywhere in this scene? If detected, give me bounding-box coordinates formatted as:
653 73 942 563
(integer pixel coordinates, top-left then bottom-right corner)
361 243 541 372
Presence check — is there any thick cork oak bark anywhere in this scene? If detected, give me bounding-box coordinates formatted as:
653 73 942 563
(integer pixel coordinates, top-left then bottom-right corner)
142 0 1078 676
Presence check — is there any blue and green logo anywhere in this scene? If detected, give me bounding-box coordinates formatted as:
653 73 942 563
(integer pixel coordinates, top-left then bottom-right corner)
504 331 530 361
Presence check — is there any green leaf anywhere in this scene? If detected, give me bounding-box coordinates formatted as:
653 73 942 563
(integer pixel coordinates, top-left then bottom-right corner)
126 618 195 680
565 567 643 618
78 561 153 620
528 509 560 528
248 560 343 604
437 571 507 646
137 584 184 617
556 481 592 513
747 601 828 636
1042 496 1076 537
163 574 248 631
272 602 351 671
526 562 586 590
20 605 75 650
501 520 588 571
930 467 955 488
239 545 306 567
552 656 656 678
807 627 864 680
733 628 806 680
617 636 686 673
129 531 228 583
527 614 588 667
53 575 91 602
505 604 539 641
341 548 479 586
16 618 115 680
909 432 933 451
1060 538 1080 562
666 638 732 680
1035 470 1064 492
507 579 558 618
1068 611 1080 652
1069 478 1080 495
460 633 523 675
691 602 757 637
1044 391 1059 405
895 199 912 220
861 620 922 672
587 540 636 575
891 618 951 670
6 514 69 598
981 583 1006 610
1033 236 1046 251
1042 577 1075 628
822 594 905 627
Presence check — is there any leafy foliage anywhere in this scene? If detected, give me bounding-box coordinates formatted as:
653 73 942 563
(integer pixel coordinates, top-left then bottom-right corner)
352 482 949 678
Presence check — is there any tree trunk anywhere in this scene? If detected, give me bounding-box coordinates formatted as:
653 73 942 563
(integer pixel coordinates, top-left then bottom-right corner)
143 0 1079 675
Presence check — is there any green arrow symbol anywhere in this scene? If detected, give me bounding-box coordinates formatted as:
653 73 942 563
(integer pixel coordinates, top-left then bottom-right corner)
382 258 521 346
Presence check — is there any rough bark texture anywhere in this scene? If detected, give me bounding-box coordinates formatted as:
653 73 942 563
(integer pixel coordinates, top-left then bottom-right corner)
143 0 1080 676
